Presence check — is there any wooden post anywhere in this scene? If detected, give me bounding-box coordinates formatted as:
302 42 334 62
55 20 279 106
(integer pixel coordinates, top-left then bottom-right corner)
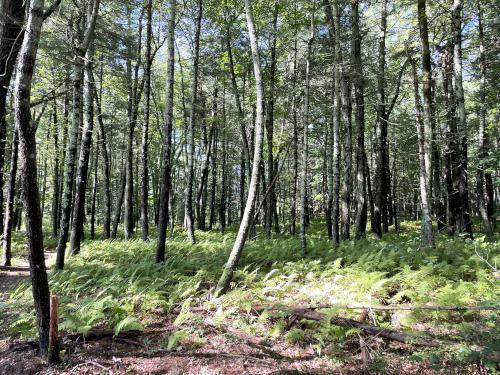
48 295 60 363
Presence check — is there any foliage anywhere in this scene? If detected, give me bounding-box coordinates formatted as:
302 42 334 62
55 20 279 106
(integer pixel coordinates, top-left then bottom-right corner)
6 221 499 366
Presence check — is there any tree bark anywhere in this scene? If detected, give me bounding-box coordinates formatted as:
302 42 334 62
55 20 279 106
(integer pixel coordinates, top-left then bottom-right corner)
155 0 176 263
410 56 434 247
2 128 18 266
215 0 265 296
373 0 388 240
475 0 493 238
124 10 144 240
0 0 26 235
300 9 314 255
452 0 473 238
55 0 100 269
185 0 203 244
416 0 434 246
352 0 367 239
69 39 96 255
140 0 153 240
13 0 56 361
265 4 279 238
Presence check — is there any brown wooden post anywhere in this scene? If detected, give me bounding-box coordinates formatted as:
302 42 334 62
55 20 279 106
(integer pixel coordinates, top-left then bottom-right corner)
48 295 60 363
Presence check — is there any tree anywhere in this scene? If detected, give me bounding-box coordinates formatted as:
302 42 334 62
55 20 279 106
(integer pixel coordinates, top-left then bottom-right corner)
140 0 153 240
215 0 265 296
185 0 203 244
13 0 58 362
55 0 100 269
156 0 177 263
452 0 473 237
0 1 26 234
352 0 367 239
416 0 434 246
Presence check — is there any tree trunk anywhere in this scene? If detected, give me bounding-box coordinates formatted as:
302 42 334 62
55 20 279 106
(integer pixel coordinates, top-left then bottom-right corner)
140 0 153 240
352 0 367 239
155 0 176 263
111 163 126 238
265 4 278 239
0 0 26 235
124 10 144 240
335 0 352 241
215 0 265 296
452 0 473 237
93 79 111 238
14 0 57 361
416 0 435 246
300 10 314 255
50 99 60 238
410 57 434 247
55 0 100 269
90 140 98 239
69 40 96 255
322 0 340 245
185 0 202 244
2 128 18 266
373 0 388 240
475 0 493 238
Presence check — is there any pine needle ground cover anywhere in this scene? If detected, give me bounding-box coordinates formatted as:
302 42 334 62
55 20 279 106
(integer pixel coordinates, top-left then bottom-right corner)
2 222 499 373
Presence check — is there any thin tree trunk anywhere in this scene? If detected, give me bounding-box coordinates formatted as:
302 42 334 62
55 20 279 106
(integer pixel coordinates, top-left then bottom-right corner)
155 0 176 263
14 0 56 361
112 163 126 239
124 11 144 240
90 139 98 239
335 0 352 241
185 0 202 244
215 0 265 296
69 39 96 255
0 1 26 235
352 0 367 239
55 0 100 269
410 57 434 247
93 82 111 238
50 99 59 238
300 9 314 255
2 128 18 266
141 0 153 240
475 0 493 238
265 3 278 238
452 0 473 237
322 0 340 245
373 0 388 240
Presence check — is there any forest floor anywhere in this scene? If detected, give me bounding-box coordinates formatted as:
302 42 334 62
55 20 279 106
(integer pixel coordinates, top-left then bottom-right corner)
0 222 498 374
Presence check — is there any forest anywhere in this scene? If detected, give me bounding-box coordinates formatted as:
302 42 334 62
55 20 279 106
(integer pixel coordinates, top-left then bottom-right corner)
0 0 499 373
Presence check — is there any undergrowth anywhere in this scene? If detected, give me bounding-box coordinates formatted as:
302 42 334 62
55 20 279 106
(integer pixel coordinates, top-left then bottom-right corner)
5 221 500 368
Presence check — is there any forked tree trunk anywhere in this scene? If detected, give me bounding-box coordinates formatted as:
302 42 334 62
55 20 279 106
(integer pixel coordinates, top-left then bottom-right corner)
215 0 265 296
69 41 96 255
56 0 100 269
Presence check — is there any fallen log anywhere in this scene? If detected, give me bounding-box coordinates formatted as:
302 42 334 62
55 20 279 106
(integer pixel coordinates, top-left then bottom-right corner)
253 306 500 363
253 303 500 313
